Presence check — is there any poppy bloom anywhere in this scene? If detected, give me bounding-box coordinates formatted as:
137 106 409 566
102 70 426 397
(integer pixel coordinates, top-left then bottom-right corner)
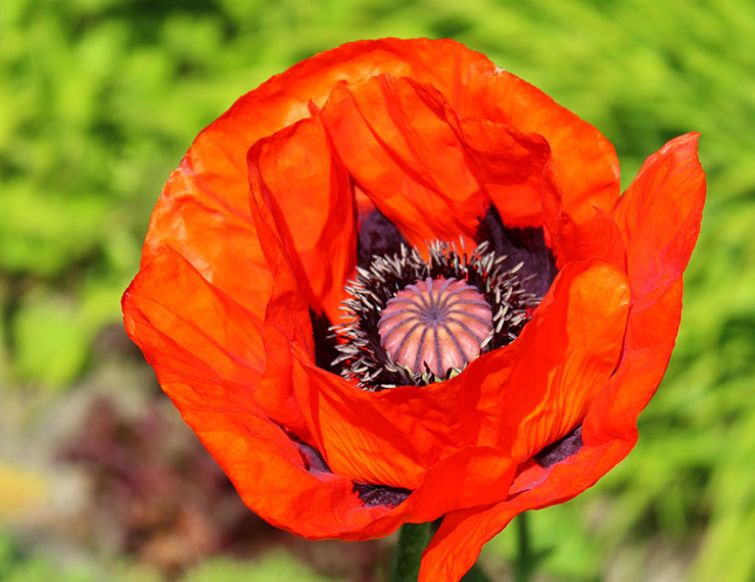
122 38 705 580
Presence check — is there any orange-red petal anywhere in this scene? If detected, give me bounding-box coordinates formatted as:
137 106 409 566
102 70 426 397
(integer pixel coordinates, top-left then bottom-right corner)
123 247 308 434
555 208 626 270
476 72 620 222
456 260 629 462
247 115 356 321
420 434 630 581
419 134 705 580
458 117 561 236
321 74 487 249
144 167 273 322
612 133 705 300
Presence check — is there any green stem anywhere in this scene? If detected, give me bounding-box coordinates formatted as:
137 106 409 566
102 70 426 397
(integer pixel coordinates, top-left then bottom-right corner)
392 522 431 582
514 512 534 582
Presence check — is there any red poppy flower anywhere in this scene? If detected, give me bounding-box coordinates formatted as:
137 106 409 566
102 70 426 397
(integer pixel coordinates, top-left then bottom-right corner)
122 38 705 581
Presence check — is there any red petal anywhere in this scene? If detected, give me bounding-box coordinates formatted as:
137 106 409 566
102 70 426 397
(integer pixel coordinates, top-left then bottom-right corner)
320 74 487 249
592 132 705 433
456 260 630 462
123 248 304 432
419 135 705 579
181 394 377 539
477 72 620 222
555 209 626 270
613 133 706 300
420 437 629 581
406 447 517 519
420 281 682 582
458 118 561 234
247 115 356 321
145 167 273 322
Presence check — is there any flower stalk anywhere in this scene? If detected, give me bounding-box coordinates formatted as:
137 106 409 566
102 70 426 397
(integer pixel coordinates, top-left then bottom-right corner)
514 512 534 582
392 522 432 582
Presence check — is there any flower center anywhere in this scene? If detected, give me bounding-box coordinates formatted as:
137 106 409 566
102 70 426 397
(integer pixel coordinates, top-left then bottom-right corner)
378 278 492 377
331 240 539 390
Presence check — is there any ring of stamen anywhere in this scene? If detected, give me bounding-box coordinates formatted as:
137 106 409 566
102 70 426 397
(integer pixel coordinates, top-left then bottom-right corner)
331 241 540 390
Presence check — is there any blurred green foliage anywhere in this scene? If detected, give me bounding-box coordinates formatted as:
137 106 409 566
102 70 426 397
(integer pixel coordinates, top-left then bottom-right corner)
0 531 330 582
1 0 753 580
183 553 339 582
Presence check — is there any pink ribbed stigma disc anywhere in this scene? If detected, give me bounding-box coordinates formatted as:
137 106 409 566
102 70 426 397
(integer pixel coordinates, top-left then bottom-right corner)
378 277 493 378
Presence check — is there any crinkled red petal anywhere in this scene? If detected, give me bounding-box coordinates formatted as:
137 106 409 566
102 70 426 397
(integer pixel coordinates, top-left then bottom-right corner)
123 247 308 437
145 167 273 322
247 115 356 322
457 117 561 236
612 133 705 300
418 134 705 581
555 208 626 269
320 74 487 249
477 72 620 222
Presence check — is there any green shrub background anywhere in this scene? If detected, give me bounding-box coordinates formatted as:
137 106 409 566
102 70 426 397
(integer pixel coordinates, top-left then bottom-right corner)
1 0 753 580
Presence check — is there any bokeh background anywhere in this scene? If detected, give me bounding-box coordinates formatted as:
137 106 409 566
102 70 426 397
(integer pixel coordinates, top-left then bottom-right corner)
1 0 754 580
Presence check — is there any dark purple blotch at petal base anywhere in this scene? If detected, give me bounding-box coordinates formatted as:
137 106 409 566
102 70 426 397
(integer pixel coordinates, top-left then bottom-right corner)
358 209 409 268
309 309 339 373
352 482 412 508
534 425 583 468
295 438 331 474
294 436 411 508
309 210 408 373
476 205 557 298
